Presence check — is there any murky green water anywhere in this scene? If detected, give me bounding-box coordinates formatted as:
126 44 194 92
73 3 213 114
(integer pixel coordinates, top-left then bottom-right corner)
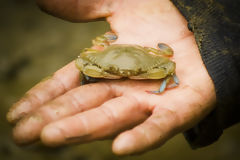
0 1 239 160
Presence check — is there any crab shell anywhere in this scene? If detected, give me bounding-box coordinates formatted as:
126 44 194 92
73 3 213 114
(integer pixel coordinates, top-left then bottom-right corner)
76 44 175 79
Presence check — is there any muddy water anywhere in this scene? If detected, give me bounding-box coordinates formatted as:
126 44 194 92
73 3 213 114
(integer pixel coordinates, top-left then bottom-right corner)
0 1 239 160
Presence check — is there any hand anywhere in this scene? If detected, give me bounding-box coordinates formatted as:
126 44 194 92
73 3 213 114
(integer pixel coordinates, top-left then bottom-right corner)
7 0 216 155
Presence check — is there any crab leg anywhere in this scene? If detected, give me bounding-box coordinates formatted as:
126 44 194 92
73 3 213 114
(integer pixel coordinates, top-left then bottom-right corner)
147 74 179 94
158 78 168 93
167 74 179 88
146 78 168 94
81 75 99 85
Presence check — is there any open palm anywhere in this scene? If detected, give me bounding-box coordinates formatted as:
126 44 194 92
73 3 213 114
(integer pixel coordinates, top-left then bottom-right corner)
7 0 216 155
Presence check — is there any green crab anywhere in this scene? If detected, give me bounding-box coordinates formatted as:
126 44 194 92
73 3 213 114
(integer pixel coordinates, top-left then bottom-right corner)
76 32 178 93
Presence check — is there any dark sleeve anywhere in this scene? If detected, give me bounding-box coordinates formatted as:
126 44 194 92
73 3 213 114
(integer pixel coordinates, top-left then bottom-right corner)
170 0 240 148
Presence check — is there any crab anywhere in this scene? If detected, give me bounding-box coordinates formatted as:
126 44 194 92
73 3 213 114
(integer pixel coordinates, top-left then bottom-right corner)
75 32 179 93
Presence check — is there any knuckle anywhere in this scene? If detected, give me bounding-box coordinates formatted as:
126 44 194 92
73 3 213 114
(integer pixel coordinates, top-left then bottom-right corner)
123 94 140 108
24 92 42 109
125 94 151 115
137 124 156 146
100 106 117 125
64 93 86 112
52 73 68 92
153 107 181 133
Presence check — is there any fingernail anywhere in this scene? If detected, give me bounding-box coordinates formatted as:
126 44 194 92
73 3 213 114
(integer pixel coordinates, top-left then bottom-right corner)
41 126 64 146
7 100 31 123
13 115 43 145
112 133 134 155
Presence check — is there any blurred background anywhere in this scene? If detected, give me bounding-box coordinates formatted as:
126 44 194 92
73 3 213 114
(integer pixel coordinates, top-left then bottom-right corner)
0 0 239 160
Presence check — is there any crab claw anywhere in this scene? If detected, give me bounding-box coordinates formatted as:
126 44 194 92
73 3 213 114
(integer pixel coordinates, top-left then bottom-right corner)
104 32 118 41
92 31 118 47
157 43 174 56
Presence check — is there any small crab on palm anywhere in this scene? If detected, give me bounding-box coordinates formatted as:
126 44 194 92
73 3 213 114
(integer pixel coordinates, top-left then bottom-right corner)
75 32 179 93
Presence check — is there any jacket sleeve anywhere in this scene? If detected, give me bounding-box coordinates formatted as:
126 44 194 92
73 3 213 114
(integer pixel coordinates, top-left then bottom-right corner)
170 0 240 148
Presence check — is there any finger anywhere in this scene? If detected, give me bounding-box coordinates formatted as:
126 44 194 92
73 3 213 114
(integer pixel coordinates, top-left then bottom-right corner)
7 61 81 124
40 95 151 146
111 85 215 155
112 107 180 155
37 0 116 22
12 82 114 145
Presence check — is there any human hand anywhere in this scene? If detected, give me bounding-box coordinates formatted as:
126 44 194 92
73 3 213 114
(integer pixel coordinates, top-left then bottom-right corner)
7 0 216 155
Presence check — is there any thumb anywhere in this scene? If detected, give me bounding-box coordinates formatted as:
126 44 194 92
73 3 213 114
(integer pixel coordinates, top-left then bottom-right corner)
36 0 116 22
112 107 181 155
